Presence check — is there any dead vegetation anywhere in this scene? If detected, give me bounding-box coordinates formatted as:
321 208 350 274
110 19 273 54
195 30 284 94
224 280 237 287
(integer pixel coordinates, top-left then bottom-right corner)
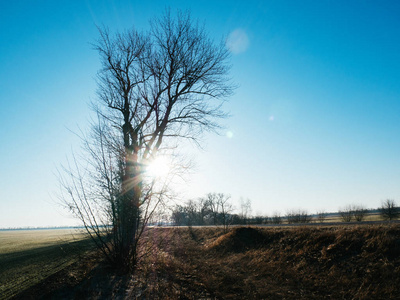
11 224 400 299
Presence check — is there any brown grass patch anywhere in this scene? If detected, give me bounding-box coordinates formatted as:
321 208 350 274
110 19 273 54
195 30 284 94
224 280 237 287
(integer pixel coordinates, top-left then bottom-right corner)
9 224 400 299
207 226 269 253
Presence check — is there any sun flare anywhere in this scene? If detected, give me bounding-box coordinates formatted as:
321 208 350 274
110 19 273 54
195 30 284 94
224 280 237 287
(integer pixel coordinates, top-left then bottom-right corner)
146 156 170 179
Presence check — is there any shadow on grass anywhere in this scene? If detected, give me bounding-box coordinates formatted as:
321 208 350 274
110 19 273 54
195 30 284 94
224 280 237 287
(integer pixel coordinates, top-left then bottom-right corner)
2 238 96 300
0 238 94 272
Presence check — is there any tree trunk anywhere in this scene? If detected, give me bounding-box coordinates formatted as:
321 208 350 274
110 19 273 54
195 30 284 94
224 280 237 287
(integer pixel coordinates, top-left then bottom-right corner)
118 120 142 270
117 150 141 269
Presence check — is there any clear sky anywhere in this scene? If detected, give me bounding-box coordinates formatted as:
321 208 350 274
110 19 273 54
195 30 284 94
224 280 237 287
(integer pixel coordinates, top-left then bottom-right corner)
1 0 400 227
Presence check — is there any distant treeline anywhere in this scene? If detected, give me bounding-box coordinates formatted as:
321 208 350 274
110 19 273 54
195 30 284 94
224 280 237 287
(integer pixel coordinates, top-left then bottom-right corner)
167 196 400 226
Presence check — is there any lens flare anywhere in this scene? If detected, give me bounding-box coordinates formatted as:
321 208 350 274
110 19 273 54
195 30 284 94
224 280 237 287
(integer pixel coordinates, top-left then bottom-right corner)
226 29 249 54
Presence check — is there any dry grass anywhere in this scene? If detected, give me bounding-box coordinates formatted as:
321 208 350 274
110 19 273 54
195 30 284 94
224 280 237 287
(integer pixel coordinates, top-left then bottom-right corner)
200 225 400 299
6 224 400 299
144 225 400 299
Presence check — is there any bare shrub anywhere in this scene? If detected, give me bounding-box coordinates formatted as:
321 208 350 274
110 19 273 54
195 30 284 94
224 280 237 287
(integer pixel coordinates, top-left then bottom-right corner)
286 209 312 224
380 199 400 221
339 205 354 222
317 210 327 223
353 205 368 222
271 212 282 224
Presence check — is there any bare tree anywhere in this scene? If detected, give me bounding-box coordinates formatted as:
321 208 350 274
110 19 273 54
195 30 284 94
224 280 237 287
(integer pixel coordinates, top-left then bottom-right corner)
197 196 212 225
285 211 295 224
380 199 400 221
216 193 234 232
185 199 199 227
316 210 327 223
60 10 233 271
253 215 265 225
339 205 353 222
170 193 233 229
58 119 167 268
271 212 282 224
239 198 252 224
206 193 221 225
353 205 367 222
286 209 312 224
171 204 187 226
150 204 169 226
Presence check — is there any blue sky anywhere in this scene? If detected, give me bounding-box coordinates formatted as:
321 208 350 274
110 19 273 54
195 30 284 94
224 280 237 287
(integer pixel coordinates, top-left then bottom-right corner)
1 0 400 227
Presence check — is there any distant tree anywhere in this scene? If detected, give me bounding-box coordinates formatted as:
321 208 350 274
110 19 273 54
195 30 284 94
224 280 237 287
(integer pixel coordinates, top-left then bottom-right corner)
253 215 264 224
239 198 252 224
300 211 312 223
216 193 234 232
150 205 168 226
353 205 368 222
171 193 233 228
171 205 187 226
286 209 311 224
206 193 221 225
339 205 353 222
197 196 212 225
185 200 199 227
271 212 282 224
380 199 400 221
229 214 241 225
317 210 327 223
285 211 295 224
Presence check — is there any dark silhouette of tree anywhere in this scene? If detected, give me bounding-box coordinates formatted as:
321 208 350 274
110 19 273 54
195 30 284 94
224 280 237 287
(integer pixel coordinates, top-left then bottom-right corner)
380 199 399 221
286 209 311 224
338 205 367 222
185 199 199 227
271 212 282 224
206 193 221 225
353 205 367 222
215 193 234 232
317 210 327 223
171 204 187 226
170 193 233 230
60 10 233 272
197 196 212 225
339 205 354 222
253 215 265 224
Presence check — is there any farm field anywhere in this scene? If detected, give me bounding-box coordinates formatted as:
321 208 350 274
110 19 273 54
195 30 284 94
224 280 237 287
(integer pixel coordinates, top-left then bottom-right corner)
3 223 400 299
0 228 95 299
268 212 384 226
318 212 382 223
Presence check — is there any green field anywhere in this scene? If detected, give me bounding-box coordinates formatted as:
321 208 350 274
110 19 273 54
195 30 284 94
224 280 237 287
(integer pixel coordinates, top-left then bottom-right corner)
0 228 94 299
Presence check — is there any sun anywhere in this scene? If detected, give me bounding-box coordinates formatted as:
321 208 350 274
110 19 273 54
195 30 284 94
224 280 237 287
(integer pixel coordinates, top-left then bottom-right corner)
146 156 171 179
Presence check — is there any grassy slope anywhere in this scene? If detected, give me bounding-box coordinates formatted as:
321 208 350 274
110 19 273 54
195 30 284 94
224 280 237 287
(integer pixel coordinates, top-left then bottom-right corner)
199 225 400 299
0 229 94 299
138 225 400 299
3 224 400 299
